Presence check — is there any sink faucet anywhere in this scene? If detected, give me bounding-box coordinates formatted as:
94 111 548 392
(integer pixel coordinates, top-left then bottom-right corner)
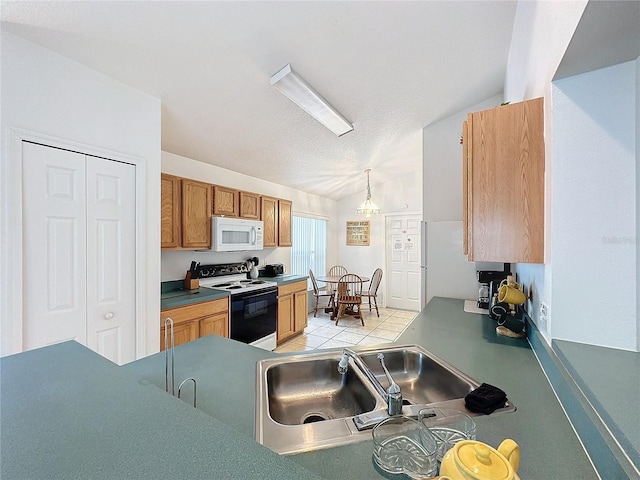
338 348 403 416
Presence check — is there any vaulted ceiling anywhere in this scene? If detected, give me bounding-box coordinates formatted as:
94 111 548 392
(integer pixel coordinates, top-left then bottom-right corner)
1 1 518 199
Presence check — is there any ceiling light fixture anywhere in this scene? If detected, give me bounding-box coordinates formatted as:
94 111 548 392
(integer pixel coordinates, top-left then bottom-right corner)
270 64 354 137
355 169 380 217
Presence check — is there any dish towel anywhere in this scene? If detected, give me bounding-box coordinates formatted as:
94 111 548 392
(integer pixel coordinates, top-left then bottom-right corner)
465 383 507 414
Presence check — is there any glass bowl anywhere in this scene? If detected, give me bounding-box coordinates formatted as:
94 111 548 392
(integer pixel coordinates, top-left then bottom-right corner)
418 407 477 462
372 415 438 478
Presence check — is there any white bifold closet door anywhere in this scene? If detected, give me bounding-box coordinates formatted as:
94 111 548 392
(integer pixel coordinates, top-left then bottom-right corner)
22 142 136 364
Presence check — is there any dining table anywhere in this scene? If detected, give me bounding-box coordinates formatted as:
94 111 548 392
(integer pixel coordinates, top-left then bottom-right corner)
315 275 369 320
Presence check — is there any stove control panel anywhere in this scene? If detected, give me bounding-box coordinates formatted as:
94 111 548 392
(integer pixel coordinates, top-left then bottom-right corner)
198 262 250 279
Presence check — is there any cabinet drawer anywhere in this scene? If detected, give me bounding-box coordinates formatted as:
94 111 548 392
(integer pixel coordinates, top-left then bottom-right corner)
278 280 307 297
161 298 229 325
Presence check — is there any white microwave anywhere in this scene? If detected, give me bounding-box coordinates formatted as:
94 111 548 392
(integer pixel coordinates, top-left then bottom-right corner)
211 217 264 252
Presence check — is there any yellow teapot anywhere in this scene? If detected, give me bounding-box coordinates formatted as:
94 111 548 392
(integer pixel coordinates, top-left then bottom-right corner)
439 439 520 480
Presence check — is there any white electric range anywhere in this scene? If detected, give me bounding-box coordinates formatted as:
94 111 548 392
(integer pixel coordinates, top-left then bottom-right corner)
198 263 278 351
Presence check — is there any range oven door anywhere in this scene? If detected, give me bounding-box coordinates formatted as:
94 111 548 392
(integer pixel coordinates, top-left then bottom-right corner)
229 287 277 345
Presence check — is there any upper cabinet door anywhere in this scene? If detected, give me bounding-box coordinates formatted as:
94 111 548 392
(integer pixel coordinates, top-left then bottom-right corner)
181 179 212 249
239 191 261 219
278 199 292 247
261 196 278 247
464 97 545 263
213 185 239 217
161 174 181 248
462 121 469 257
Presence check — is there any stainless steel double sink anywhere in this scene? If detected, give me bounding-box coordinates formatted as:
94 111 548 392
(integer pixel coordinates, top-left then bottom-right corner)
255 344 516 454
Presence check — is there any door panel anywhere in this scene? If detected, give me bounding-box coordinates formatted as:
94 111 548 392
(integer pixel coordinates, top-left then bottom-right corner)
23 142 87 349
22 142 136 364
86 156 136 364
385 215 422 310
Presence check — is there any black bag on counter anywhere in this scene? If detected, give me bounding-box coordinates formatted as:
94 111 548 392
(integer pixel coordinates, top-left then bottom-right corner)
465 383 507 415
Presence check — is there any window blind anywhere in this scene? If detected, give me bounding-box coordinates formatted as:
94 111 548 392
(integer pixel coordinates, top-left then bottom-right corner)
291 216 327 290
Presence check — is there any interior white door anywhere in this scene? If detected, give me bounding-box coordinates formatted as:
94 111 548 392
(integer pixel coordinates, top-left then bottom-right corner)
385 215 422 310
22 142 136 364
86 156 136 364
22 142 88 348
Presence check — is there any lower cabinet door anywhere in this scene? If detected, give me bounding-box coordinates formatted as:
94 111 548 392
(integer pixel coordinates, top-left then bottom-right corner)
199 313 229 339
294 290 308 333
277 294 294 342
160 321 198 350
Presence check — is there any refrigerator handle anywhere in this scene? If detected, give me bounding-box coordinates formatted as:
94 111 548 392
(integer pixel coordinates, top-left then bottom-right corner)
420 221 427 268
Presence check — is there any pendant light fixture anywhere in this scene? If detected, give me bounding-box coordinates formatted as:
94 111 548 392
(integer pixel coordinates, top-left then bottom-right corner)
355 169 380 216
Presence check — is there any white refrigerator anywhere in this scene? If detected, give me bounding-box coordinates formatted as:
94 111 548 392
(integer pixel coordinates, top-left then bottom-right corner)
420 221 502 308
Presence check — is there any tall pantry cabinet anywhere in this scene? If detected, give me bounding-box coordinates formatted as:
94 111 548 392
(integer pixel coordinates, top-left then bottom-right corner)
462 97 545 264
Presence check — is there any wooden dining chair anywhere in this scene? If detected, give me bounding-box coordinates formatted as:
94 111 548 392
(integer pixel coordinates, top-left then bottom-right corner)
309 269 334 317
328 265 348 277
327 265 348 297
335 274 364 326
361 268 383 317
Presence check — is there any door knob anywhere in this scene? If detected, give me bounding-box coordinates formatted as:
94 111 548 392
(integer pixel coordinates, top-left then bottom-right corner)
105 312 114 320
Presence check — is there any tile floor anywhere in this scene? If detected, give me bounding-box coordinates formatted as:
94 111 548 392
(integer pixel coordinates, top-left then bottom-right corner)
274 306 419 353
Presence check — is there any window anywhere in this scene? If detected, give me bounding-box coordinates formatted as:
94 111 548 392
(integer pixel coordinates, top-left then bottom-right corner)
290 215 327 290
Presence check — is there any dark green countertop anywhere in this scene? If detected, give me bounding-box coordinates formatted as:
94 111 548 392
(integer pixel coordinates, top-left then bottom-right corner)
1 298 599 479
160 283 229 310
160 275 307 311
0 341 321 480
260 274 308 286
288 298 597 479
127 297 597 479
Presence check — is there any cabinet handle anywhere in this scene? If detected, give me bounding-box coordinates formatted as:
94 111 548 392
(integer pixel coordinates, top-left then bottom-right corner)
105 312 114 320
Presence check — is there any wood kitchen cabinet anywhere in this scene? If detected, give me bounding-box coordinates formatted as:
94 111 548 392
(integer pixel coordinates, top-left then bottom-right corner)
161 175 212 250
262 196 292 248
161 174 181 248
463 97 545 263
278 199 292 247
261 196 278 247
161 173 293 249
277 280 308 344
160 297 229 350
182 179 212 249
212 185 239 217
239 191 261 219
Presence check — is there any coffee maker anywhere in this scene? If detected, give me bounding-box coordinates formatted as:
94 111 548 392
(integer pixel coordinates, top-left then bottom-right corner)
477 264 511 309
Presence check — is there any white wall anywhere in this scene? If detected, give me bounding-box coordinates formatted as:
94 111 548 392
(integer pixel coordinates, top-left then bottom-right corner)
504 0 587 341
423 93 503 222
161 151 339 280
336 170 422 307
552 61 637 350
505 1 639 351
0 32 161 357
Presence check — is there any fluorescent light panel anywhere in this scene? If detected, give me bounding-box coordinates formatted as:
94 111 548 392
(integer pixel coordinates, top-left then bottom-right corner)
270 64 353 137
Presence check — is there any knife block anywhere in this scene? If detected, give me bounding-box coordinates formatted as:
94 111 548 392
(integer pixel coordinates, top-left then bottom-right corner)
184 272 199 290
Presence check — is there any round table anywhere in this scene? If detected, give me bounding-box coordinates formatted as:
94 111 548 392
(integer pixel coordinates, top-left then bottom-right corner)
315 275 370 285
315 275 369 320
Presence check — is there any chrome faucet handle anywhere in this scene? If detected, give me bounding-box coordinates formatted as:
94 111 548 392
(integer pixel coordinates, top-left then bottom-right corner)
338 352 350 374
377 353 403 415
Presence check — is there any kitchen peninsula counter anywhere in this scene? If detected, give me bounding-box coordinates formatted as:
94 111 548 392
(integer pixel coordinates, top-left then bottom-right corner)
1 298 598 479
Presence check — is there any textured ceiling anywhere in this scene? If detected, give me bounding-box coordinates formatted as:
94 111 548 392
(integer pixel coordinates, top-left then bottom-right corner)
1 1 518 199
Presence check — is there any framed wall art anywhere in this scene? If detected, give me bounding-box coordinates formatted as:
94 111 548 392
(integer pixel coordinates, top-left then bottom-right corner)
346 220 370 246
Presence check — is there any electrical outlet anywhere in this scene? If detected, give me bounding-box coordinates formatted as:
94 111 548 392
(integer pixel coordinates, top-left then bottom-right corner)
540 302 549 318
539 302 549 330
